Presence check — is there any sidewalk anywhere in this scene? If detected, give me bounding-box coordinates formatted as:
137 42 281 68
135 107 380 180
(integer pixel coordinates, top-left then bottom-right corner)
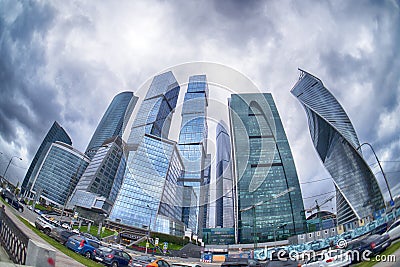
1 204 84 267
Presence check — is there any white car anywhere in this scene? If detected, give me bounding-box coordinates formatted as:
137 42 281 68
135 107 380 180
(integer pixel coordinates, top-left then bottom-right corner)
385 218 400 240
302 250 351 267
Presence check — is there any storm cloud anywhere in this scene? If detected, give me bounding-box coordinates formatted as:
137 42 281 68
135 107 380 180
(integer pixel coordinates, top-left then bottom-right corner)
1 0 399 219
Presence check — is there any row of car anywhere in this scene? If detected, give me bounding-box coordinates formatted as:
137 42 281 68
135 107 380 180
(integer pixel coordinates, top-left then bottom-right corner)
0 188 24 212
34 215 191 267
252 217 400 266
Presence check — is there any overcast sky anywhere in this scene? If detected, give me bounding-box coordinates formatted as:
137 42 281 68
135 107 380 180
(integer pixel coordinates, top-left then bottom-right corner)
1 0 400 217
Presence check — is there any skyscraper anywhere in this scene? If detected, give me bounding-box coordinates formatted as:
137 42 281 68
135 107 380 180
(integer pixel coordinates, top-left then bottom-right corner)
178 75 209 235
216 121 234 228
21 121 72 196
229 93 306 244
68 136 127 219
29 141 90 207
85 91 138 159
109 71 184 235
290 69 385 225
127 71 179 149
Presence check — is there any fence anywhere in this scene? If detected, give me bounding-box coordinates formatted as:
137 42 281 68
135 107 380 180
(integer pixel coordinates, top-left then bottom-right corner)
0 205 29 264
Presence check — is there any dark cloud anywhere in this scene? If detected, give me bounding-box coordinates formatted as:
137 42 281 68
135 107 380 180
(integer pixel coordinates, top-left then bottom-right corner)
0 0 399 216
0 1 62 158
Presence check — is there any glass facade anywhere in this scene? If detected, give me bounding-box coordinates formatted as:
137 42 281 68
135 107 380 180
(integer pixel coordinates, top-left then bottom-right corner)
229 93 306 244
30 142 90 207
290 69 385 225
22 121 72 196
178 75 209 235
203 227 235 245
128 71 180 149
109 135 185 236
85 91 137 159
216 121 234 228
110 71 184 235
68 136 127 214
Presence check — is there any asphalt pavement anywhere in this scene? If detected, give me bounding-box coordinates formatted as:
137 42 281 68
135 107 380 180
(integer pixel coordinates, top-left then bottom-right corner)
0 203 85 267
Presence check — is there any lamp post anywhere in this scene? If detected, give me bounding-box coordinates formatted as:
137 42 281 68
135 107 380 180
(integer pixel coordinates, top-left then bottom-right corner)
356 142 393 206
146 204 153 254
2 155 22 186
240 201 263 250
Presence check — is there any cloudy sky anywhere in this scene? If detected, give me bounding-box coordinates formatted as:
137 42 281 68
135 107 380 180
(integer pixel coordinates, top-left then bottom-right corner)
1 0 400 217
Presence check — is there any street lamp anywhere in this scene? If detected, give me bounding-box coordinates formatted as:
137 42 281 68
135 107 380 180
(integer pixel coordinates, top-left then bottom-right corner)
1 154 22 186
240 187 295 250
356 142 394 207
146 204 153 254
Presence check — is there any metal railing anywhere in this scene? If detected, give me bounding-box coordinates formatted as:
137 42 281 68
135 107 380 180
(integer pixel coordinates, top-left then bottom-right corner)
0 205 29 264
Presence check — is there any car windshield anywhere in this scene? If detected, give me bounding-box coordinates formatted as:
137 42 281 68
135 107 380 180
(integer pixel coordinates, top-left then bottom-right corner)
70 235 83 241
99 247 113 253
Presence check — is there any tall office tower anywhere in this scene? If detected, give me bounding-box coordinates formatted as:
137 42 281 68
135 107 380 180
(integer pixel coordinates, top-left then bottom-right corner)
110 135 185 236
21 121 72 196
29 142 90 207
109 71 184 235
68 136 127 219
127 71 180 149
85 91 138 159
291 69 385 225
178 75 209 235
229 93 306 244
216 121 234 228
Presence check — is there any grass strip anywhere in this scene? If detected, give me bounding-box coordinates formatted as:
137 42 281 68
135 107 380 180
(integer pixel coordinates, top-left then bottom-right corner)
18 216 103 267
356 241 400 267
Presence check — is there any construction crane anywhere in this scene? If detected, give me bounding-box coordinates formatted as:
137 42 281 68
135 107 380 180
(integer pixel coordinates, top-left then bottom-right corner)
305 195 335 231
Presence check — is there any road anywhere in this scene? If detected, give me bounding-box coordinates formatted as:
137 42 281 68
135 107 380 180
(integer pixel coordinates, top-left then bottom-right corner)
1 202 85 266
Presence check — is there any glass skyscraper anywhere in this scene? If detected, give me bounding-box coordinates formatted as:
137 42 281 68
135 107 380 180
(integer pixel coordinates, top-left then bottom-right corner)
109 135 185 236
22 121 72 196
109 71 184 235
290 69 385 225
68 136 127 217
127 71 180 149
29 141 90 207
216 121 234 228
229 93 306 244
178 75 209 235
85 91 138 159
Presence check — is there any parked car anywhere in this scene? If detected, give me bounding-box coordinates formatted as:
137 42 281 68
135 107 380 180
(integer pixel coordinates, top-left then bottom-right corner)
384 218 400 240
34 208 43 215
65 235 100 259
221 258 262 267
34 215 61 235
82 232 100 241
346 234 391 263
94 247 132 267
51 227 75 245
131 256 170 267
302 249 351 267
1 190 24 212
370 223 388 235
